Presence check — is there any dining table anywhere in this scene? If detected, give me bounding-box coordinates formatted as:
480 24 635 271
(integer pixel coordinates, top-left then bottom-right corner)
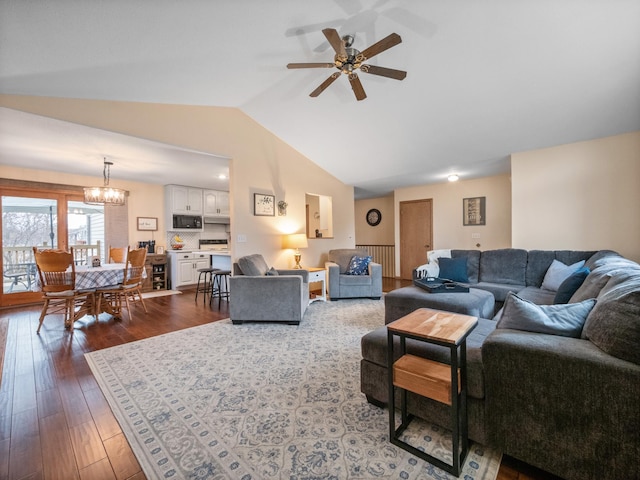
35 262 146 321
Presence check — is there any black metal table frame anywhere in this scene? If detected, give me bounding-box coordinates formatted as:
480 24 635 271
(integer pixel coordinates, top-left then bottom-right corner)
387 328 471 476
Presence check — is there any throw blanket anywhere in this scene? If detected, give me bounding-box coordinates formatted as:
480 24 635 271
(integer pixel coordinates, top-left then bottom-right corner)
415 249 451 278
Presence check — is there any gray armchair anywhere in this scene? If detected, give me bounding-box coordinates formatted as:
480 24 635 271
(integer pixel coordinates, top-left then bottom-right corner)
229 254 309 325
326 249 383 300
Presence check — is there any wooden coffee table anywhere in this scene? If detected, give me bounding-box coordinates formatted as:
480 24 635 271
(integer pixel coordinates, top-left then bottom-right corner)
387 308 478 476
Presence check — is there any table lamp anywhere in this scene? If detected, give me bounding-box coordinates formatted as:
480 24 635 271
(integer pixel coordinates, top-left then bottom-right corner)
283 233 308 269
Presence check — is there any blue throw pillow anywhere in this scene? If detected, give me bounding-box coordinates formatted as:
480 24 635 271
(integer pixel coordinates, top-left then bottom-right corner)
554 267 590 304
438 257 468 283
346 255 372 275
497 293 596 338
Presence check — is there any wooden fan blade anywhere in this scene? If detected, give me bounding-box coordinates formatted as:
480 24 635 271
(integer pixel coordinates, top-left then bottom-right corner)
287 63 335 69
322 28 346 57
310 73 341 97
360 64 407 80
359 33 402 61
348 73 367 101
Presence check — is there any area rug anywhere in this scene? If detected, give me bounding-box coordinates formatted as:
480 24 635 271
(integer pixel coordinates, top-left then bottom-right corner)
141 289 183 299
85 299 501 480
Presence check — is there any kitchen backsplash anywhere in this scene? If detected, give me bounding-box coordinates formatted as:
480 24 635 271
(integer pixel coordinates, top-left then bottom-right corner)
166 224 229 250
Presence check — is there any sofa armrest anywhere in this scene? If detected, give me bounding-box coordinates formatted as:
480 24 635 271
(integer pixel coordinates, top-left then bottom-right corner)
326 261 341 298
483 329 640 479
229 275 306 321
277 269 309 282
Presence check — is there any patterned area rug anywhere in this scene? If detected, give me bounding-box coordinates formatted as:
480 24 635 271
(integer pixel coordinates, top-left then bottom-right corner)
85 298 501 480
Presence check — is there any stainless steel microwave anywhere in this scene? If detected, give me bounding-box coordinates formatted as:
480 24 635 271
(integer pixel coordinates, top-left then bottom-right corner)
173 214 203 229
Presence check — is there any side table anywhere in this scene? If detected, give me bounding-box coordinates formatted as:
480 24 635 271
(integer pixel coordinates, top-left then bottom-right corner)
306 267 326 303
387 308 478 476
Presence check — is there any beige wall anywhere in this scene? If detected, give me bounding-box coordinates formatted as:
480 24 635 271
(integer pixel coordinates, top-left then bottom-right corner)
354 195 395 245
511 131 640 262
393 174 512 275
0 95 355 269
0 165 165 248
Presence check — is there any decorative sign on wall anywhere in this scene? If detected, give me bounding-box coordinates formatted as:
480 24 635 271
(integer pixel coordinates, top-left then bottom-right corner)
137 217 158 231
463 197 486 226
254 193 275 216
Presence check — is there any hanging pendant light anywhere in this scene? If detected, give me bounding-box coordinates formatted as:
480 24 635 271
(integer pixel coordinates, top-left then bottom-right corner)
83 158 126 206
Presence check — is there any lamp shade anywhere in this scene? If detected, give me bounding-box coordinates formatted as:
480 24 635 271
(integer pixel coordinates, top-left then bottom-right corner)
283 233 308 250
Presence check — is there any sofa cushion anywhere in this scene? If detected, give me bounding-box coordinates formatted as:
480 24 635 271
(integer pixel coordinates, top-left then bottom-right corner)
479 249 528 285
554 267 590 304
516 286 556 305
583 271 640 364
570 267 614 303
525 250 556 287
452 250 480 283
541 259 585 291
438 257 469 283
584 250 622 270
346 255 372 275
474 281 525 302
237 254 269 276
497 293 596 338
329 249 369 274
340 274 372 286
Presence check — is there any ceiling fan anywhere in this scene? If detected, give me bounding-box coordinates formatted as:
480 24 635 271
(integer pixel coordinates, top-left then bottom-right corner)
287 28 407 101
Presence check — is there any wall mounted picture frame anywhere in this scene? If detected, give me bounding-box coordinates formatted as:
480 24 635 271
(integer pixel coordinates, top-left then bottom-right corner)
463 197 486 226
254 193 275 216
137 217 158 231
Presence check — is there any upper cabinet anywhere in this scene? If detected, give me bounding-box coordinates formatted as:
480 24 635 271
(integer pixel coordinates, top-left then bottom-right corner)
167 185 203 214
203 190 230 217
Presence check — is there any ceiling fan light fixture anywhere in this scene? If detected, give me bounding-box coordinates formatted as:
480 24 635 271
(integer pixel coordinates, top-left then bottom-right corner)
83 157 126 206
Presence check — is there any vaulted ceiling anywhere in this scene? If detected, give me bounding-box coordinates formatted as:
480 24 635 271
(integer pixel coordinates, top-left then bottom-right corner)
1 1 639 198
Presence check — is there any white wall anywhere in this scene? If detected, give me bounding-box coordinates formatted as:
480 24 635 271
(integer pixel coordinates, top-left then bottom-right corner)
511 131 640 262
0 95 355 269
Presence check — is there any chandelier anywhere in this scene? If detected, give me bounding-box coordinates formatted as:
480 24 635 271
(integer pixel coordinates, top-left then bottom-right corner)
83 158 126 206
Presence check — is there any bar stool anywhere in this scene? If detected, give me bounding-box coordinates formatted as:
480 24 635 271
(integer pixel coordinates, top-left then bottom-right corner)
195 267 218 303
210 270 231 308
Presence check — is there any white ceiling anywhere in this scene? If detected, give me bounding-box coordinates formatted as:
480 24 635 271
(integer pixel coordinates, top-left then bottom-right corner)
0 1 639 198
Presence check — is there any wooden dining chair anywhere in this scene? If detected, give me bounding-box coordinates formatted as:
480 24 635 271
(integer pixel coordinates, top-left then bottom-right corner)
97 247 148 320
108 245 127 263
33 247 96 333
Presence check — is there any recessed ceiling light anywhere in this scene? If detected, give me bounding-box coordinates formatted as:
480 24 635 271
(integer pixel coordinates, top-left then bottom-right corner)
448 174 459 182
218 174 227 180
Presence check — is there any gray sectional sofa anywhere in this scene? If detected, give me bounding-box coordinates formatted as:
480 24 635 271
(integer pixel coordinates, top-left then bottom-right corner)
361 248 640 480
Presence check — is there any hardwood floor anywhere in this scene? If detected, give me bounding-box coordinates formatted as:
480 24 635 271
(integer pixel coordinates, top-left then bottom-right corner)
0 286 561 480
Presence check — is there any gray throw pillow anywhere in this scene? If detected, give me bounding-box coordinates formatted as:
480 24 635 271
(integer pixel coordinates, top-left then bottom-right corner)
265 267 279 276
541 259 585 291
497 293 596 338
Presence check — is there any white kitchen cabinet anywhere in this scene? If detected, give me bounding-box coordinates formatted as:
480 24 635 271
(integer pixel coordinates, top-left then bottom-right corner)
168 251 211 288
166 185 203 215
203 190 229 216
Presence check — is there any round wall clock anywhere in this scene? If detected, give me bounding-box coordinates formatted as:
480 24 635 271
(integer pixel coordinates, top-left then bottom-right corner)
366 208 382 226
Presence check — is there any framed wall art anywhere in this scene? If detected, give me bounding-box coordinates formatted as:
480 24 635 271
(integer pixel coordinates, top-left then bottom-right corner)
463 197 486 226
137 216 158 231
254 193 275 216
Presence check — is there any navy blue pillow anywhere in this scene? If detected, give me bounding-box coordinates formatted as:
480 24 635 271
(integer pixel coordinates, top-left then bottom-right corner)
346 255 372 275
554 266 590 304
438 257 468 283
